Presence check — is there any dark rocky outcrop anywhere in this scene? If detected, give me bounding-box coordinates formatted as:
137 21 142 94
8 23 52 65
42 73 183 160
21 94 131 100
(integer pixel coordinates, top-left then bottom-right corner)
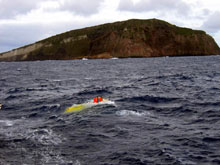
0 19 220 61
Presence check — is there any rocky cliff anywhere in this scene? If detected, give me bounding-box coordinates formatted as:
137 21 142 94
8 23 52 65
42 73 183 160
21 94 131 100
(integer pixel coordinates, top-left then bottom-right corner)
0 19 220 61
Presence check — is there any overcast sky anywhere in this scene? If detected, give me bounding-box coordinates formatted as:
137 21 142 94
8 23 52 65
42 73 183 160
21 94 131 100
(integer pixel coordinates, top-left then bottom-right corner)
0 0 220 53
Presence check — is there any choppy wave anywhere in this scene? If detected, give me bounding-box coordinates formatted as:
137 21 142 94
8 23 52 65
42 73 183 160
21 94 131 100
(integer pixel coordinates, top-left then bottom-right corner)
26 128 64 145
118 95 179 103
116 110 148 117
1 56 220 164
78 88 112 96
0 120 14 126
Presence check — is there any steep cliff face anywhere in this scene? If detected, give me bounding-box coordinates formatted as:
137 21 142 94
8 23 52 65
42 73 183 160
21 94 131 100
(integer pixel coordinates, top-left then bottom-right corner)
0 19 220 61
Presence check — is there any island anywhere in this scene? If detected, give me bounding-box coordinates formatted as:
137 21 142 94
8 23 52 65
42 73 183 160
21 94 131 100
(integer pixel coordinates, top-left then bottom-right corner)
0 19 220 61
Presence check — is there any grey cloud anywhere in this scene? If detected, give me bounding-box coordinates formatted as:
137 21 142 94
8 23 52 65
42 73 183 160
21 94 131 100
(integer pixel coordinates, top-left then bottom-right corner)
0 0 43 19
0 23 46 52
118 0 191 15
0 20 96 53
0 0 103 20
59 0 103 15
202 9 211 16
0 23 69 53
201 11 220 33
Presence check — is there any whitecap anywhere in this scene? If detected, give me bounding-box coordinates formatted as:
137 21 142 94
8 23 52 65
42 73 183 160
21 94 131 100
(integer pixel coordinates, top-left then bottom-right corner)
74 160 81 165
47 104 61 108
26 128 64 145
0 120 14 126
116 110 147 117
52 79 62 82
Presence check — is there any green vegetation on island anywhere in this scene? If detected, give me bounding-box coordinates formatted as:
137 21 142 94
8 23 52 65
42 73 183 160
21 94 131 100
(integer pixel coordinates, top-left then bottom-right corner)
0 19 219 61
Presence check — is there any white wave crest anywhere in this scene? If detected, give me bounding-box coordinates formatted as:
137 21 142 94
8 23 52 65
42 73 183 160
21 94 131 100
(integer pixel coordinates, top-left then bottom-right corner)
26 128 64 145
116 110 147 117
0 120 14 126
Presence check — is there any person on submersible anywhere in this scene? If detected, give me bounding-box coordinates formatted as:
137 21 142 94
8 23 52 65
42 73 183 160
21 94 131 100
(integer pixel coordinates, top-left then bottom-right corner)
93 96 103 103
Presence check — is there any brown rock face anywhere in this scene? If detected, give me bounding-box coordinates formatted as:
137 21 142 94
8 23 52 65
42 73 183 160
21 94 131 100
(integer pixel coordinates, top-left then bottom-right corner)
0 19 220 61
88 20 220 58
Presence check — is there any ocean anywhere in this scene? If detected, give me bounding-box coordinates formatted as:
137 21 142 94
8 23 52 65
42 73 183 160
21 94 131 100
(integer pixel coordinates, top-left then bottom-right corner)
0 56 220 165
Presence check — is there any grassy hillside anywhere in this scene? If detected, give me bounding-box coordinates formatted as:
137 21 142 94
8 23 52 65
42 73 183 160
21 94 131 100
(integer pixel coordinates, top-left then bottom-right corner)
0 19 219 61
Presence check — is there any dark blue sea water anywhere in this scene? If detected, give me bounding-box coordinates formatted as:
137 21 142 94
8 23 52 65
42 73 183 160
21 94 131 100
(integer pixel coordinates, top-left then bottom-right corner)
0 56 220 165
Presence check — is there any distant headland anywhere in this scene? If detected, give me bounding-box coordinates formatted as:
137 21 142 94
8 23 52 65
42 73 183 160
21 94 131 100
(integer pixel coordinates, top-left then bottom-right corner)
0 19 220 61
